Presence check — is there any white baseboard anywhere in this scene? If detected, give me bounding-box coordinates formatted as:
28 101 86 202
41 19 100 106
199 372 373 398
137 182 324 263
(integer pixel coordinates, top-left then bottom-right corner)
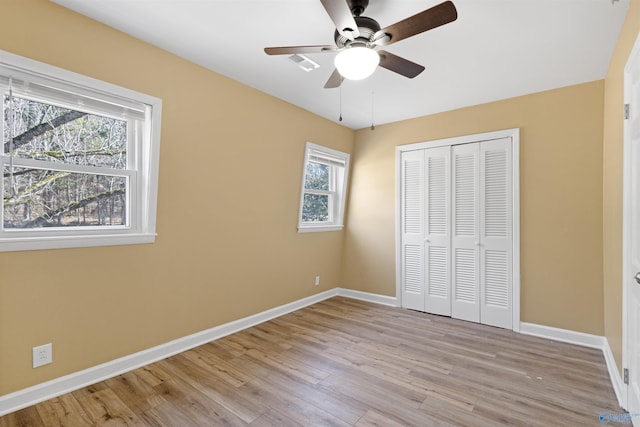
519 322 605 349
336 287 399 306
603 337 625 408
0 288 340 416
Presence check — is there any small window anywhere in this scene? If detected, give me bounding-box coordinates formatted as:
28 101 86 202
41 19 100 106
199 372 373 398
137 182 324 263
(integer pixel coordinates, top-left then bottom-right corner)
298 142 349 232
0 50 161 252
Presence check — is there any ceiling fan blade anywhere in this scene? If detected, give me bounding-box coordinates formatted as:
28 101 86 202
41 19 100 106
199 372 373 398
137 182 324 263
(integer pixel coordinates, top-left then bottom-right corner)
378 50 425 78
374 1 457 46
320 0 360 40
324 68 344 89
264 45 337 55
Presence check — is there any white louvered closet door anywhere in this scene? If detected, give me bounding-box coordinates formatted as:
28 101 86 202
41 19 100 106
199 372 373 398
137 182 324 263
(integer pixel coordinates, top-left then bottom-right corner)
399 136 514 329
451 143 480 323
400 150 425 311
479 138 512 329
424 147 451 316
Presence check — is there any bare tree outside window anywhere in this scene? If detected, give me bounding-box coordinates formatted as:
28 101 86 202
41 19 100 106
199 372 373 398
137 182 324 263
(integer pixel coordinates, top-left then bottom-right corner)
302 162 330 222
3 95 129 229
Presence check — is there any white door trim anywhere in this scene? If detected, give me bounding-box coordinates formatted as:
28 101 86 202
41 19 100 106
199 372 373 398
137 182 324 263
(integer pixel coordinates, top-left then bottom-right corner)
622 31 640 413
395 128 520 331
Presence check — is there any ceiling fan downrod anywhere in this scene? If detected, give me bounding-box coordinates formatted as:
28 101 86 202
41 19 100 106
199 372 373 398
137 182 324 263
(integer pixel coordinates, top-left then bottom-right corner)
347 0 369 17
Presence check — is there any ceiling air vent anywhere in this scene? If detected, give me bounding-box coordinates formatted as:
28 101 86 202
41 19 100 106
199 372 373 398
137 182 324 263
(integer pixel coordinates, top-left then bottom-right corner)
289 54 320 72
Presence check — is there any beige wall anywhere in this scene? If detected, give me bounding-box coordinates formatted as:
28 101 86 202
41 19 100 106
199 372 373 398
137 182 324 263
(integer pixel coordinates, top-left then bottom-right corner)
342 81 606 335
603 0 640 373
0 0 353 395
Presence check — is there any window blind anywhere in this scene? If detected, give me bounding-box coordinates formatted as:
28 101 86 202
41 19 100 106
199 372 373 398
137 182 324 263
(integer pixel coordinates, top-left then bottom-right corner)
0 66 146 120
308 149 347 167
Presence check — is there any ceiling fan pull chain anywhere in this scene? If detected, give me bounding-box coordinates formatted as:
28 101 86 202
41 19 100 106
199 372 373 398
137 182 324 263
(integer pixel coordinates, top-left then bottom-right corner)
371 89 375 130
339 85 343 122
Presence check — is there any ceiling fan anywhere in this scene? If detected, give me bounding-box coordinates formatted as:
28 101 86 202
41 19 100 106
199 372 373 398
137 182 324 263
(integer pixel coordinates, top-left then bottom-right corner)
264 0 458 88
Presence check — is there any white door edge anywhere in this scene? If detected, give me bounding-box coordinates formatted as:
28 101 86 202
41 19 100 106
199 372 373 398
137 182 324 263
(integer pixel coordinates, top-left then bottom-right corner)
622 31 640 413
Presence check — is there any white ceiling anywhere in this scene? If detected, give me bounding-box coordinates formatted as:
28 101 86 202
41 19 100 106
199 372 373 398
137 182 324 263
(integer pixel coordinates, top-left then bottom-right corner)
51 0 629 130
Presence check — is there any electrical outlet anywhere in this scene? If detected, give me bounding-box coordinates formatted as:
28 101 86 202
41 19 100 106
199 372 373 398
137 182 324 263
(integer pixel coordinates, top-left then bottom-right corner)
32 343 52 368
315 275 320 286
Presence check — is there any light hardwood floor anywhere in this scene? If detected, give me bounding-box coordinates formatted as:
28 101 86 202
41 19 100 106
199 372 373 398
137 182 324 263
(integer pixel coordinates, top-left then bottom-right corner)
0 297 621 426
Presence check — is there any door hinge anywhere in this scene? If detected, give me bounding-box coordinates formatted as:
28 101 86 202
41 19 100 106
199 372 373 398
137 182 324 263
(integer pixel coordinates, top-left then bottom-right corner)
624 368 629 385
625 104 630 120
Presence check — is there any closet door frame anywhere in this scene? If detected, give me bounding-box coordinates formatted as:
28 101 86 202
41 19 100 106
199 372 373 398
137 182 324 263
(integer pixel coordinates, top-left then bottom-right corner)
395 128 521 332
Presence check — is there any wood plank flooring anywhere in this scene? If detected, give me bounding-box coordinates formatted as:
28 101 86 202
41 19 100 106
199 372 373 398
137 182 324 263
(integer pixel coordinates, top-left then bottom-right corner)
0 297 621 426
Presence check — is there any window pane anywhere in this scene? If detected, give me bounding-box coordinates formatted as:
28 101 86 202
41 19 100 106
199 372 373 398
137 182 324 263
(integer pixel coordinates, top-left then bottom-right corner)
302 193 329 222
4 95 127 169
3 166 127 229
304 161 329 191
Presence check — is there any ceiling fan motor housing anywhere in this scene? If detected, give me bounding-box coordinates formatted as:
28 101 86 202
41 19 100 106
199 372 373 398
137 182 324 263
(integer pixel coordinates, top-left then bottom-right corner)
334 16 380 47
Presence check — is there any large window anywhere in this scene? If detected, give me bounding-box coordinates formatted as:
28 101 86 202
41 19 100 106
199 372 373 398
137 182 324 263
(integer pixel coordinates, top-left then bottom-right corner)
0 50 162 252
298 142 349 232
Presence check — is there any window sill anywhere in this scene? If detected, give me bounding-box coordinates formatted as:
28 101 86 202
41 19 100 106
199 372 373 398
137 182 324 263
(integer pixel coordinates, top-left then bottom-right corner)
0 233 157 252
297 225 344 233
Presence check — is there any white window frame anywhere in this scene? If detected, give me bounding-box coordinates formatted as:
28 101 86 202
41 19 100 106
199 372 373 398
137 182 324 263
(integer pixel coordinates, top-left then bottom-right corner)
298 142 349 233
0 50 162 252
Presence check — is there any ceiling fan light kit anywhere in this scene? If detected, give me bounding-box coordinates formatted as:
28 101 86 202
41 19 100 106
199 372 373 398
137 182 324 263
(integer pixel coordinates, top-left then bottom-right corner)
334 45 380 80
265 0 457 88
